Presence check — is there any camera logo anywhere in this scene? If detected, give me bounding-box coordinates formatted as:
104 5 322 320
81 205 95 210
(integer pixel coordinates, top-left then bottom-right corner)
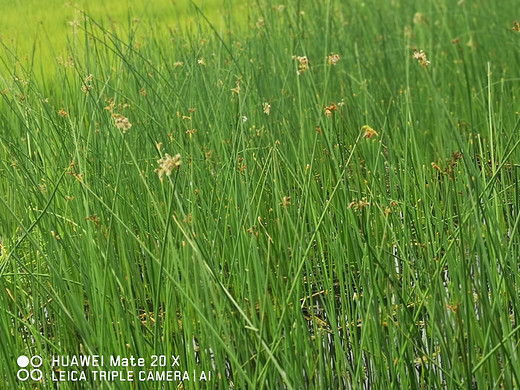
17 355 43 381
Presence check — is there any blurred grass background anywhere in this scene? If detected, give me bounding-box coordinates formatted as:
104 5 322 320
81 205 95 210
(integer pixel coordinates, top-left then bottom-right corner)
0 0 244 75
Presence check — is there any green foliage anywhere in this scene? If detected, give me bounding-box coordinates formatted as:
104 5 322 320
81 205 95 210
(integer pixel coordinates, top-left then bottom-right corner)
1 0 520 388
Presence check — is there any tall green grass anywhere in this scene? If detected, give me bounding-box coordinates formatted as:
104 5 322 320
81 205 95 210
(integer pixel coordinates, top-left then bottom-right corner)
1 0 520 388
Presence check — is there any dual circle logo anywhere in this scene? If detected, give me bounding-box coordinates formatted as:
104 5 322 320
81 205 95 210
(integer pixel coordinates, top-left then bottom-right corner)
17 355 43 381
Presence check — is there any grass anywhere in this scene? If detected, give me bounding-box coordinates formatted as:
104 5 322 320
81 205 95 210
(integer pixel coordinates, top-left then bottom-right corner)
0 0 241 77
1 0 520 388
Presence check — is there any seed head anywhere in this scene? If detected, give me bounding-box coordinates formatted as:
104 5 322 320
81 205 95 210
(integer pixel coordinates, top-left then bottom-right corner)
112 114 132 133
362 125 378 139
155 153 182 181
327 53 340 65
81 74 94 94
293 55 309 75
413 50 430 67
324 103 338 117
231 79 241 94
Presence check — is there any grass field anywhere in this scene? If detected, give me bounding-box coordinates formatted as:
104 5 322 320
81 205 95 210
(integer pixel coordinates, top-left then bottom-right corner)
0 0 240 76
1 0 520 388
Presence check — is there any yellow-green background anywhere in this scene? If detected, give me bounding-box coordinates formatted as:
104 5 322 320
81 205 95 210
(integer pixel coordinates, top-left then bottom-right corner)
0 0 245 70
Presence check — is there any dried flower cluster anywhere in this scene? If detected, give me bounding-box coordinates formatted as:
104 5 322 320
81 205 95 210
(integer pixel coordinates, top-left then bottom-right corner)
431 151 462 180
413 50 430 67
155 153 182 181
263 102 271 115
327 53 340 65
104 98 132 133
57 56 75 67
293 55 309 75
280 196 291 207
81 74 93 95
231 78 241 94
513 21 520 32
57 109 69 117
324 102 338 117
413 12 427 25
362 125 378 139
0 241 6 259
348 197 369 211
112 113 132 133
